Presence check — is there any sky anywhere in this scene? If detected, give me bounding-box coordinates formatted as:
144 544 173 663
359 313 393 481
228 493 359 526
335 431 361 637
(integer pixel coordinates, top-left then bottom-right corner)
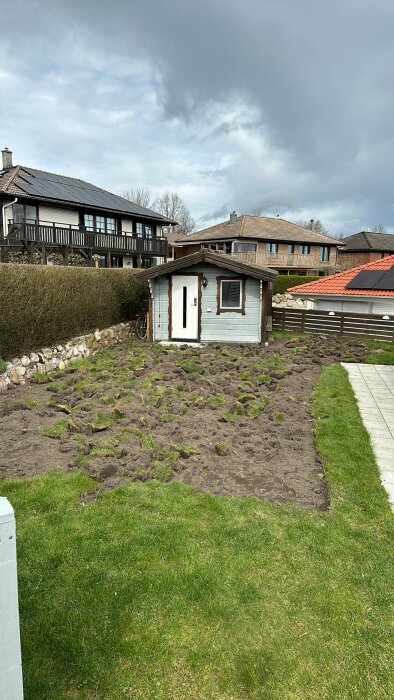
2 0 394 236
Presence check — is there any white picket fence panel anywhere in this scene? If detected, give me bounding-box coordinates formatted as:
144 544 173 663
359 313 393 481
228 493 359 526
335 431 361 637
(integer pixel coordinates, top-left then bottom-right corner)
0 498 24 699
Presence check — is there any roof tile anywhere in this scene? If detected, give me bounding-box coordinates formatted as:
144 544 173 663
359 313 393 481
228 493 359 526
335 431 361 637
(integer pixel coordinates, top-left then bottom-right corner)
289 255 394 297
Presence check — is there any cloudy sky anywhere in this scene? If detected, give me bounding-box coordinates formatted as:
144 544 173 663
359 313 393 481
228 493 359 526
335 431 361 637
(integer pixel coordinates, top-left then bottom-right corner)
2 0 394 235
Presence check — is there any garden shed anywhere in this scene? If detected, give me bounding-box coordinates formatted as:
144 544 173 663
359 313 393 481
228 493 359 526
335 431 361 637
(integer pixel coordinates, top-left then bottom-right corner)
137 249 277 344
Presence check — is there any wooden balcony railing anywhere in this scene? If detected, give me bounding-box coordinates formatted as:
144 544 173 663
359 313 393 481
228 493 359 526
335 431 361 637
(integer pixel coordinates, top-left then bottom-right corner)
5 220 168 257
231 251 332 269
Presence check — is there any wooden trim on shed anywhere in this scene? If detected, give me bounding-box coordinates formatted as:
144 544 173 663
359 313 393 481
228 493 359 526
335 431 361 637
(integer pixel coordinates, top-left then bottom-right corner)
167 274 172 340
148 294 153 342
216 276 246 315
260 280 268 344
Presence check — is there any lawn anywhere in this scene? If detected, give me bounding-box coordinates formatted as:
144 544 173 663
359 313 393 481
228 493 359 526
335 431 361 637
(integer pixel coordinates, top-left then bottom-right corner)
1 363 393 699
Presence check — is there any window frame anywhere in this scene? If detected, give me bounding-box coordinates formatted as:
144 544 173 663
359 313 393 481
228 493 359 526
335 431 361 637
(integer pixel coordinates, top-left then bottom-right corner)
83 212 118 234
216 276 246 315
300 244 311 255
12 202 38 224
266 242 278 254
134 221 156 238
233 241 257 253
320 245 329 262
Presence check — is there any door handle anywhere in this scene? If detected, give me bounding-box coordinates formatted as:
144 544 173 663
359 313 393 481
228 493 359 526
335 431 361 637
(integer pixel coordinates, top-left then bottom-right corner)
193 298 197 306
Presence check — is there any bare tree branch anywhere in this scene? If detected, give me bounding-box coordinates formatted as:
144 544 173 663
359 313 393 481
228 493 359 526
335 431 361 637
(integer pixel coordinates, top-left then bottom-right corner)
121 186 152 209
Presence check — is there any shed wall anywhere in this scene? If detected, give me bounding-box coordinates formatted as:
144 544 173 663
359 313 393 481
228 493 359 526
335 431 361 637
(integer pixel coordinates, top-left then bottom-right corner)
151 264 262 343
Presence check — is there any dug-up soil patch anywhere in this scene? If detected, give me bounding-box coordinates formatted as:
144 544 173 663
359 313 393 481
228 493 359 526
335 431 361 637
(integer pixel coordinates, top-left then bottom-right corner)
0 335 368 509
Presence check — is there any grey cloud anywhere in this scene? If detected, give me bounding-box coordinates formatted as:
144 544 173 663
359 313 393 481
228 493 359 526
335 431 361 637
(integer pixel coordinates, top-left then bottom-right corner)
2 0 394 233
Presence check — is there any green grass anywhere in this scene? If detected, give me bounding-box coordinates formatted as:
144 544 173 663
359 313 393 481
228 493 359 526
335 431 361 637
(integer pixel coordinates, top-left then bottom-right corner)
41 417 73 439
363 340 394 365
0 356 7 374
1 366 393 699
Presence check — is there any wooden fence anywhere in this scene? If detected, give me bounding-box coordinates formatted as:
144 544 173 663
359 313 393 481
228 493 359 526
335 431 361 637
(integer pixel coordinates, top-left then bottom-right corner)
273 308 394 342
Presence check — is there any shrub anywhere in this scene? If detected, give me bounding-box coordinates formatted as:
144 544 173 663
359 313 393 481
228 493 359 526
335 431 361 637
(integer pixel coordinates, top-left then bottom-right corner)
273 275 320 294
0 264 148 360
0 357 7 374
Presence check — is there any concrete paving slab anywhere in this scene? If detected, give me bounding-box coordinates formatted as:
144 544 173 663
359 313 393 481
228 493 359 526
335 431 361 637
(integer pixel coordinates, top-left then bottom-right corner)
342 363 394 512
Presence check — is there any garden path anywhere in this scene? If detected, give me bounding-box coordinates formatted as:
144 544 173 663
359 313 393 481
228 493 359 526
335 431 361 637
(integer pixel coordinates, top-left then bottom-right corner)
343 363 394 510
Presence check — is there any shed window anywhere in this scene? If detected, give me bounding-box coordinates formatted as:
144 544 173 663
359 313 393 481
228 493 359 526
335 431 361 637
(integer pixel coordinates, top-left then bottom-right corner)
217 277 246 316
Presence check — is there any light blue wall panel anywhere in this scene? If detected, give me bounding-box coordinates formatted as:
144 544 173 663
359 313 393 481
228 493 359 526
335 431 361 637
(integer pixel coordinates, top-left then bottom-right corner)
152 277 169 341
180 264 261 343
151 264 262 343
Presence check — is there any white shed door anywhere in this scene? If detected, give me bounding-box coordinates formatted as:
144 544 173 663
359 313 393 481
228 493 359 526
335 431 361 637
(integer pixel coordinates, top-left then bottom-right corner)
171 275 199 340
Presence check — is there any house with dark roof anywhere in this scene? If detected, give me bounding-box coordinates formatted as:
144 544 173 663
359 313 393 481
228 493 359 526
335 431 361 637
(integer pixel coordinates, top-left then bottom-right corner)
173 212 340 275
288 254 394 315
338 231 394 266
0 148 173 267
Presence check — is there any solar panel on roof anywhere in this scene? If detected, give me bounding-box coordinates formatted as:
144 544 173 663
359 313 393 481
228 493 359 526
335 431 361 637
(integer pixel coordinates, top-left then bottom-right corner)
15 168 168 220
373 269 394 290
345 270 386 289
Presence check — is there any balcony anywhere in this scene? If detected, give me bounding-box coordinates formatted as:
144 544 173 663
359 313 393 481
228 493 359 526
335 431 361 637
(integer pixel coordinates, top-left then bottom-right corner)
231 251 332 270
4 220 168 258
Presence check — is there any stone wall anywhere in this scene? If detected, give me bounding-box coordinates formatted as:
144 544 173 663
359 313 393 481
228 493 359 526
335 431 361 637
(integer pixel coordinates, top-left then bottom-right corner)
272 293 311 309
0 322 134 392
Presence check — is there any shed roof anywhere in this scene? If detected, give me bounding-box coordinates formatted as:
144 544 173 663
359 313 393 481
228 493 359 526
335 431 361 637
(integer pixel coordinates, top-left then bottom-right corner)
0 165 174 223
288 254 394 297
136 249 277 282
175 215 338 246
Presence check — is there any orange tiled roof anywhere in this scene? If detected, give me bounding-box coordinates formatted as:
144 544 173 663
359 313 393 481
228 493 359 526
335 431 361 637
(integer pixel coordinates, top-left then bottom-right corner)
289 255 394 297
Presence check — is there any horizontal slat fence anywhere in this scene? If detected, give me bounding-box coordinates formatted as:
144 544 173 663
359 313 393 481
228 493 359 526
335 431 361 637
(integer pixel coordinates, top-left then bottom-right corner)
273 308 394 342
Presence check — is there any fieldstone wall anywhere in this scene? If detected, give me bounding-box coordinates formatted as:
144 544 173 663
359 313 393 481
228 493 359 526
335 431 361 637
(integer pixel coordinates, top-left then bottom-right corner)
273 293 311 309
0 322 134 392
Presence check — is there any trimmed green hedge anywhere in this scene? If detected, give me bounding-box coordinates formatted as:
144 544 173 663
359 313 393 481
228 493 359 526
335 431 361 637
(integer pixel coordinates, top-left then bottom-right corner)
0 264 148 360
273 275 320 294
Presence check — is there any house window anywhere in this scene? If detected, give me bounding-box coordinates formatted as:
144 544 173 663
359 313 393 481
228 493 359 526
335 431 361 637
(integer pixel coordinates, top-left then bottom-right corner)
12 203 37 224
233 242 257 252
300 245 311 255
145 225 152 238
288 244 295 254
135 222 143 237
141 258 154 268
266 243 278 254
320 246 329 261
217 277 245 314
83 213 117 234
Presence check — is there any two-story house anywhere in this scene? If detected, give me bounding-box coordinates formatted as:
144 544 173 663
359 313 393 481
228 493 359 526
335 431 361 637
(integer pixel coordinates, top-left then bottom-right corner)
173 212 339 275
0 148 173 267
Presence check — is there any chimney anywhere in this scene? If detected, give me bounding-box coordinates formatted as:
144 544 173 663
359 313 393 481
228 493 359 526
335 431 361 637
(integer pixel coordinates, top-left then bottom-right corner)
2 148 13 170
229 210 237 224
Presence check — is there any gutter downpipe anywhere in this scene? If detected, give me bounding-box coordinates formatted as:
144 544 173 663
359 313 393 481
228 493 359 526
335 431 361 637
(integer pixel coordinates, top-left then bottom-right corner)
2 197 18 238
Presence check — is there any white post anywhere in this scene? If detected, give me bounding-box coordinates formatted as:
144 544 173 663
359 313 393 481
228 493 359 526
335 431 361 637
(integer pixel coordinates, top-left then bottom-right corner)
0 498 24 700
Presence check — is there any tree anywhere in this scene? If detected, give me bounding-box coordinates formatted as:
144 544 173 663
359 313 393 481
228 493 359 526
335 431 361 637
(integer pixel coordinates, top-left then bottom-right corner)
153 190 195 235
298 218 328 234
121 186 152 209
372 224 386 233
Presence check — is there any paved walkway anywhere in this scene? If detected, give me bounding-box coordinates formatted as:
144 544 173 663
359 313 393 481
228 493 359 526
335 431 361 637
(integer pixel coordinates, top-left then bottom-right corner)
342 363 394 510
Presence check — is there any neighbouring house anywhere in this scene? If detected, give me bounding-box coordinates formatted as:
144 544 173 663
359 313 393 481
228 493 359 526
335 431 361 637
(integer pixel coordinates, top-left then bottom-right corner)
173 212 340 275
337 231 394 267
137 249 277 344
0 148 174 268
288 254 394 315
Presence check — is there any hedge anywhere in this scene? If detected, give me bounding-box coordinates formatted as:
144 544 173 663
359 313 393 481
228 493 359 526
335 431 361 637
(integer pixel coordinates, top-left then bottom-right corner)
273 275 320 295
0 264 148 360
